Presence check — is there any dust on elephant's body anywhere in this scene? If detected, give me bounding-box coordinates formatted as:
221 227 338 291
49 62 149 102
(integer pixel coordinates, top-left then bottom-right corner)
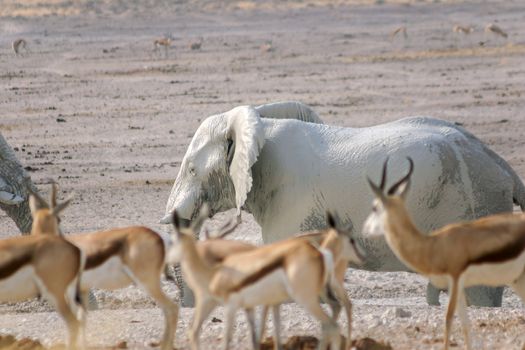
163 104 525 307
0 132 37 234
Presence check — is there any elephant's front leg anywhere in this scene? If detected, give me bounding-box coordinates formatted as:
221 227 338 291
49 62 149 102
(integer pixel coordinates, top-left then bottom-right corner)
426 282 503 307
426 282 442 306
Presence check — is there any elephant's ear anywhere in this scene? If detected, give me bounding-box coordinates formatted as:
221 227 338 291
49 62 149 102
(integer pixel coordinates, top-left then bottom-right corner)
226 106 265 215
255 101 323 124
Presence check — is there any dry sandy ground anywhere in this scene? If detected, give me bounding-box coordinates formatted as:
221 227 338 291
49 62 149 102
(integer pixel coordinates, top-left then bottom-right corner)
1 0 525 349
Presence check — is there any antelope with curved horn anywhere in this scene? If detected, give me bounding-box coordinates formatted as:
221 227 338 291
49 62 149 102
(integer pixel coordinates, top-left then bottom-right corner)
32 184 179 350
363 158 525 350
1 185 87 349
168 207 364 350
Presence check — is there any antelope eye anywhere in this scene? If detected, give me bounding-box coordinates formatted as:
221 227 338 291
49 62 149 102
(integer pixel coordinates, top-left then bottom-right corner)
350 238 355 244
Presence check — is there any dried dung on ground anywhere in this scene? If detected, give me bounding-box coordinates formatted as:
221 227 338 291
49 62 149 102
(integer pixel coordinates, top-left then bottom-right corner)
0 335 129 350
0 336 45 350
260 335 392 350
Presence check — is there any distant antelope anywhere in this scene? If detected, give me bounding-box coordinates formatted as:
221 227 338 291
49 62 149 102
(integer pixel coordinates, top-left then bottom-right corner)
12 38 28 56
260 40 273 53
189 37 203 51
153 37 172 58
363 158 525 350
485 23 508 39
453 25 474 35
390 26 407 41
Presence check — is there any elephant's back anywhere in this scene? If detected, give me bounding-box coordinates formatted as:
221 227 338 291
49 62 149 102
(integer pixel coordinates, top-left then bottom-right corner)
351 116 471 148
257 117 518 271
263 117 515 217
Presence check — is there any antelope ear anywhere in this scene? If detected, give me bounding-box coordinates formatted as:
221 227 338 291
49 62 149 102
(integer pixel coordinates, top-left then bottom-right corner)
226 106 265 216
28 188 49 216
394 179 411 199
29 195 40 217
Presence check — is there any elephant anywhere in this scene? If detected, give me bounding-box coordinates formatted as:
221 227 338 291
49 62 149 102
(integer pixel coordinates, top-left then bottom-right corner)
0 132 38 234
161 103 525 307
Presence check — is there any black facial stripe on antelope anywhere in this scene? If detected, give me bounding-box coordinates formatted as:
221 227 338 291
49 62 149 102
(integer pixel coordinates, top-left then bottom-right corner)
0 251 33 280
85 239 125 270
229 256 285 293
468 233 525 268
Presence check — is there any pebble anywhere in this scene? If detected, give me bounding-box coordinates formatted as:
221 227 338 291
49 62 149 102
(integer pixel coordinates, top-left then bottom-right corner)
381 307 411 320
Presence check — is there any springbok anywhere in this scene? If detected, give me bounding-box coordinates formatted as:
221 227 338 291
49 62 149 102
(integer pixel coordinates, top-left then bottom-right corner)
4 187 86 349
169 208 364 350
390 26 407 41
188 37 203 51
453 25 474 34
153 37 172 58
12 38 28 56
485 23 508 39
31 185 178 350
363 157 525 350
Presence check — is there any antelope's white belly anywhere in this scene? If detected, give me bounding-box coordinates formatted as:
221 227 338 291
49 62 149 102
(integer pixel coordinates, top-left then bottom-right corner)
463 251 525 287
0 266 39 301
429 251 525 290
82 256 132 290
230 269 290 308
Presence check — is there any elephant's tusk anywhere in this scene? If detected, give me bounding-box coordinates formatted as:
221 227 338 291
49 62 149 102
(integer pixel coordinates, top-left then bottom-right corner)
159 213 173 224
0 191 24 205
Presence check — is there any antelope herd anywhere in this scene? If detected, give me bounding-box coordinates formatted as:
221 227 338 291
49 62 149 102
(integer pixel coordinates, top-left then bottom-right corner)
1 150 524 350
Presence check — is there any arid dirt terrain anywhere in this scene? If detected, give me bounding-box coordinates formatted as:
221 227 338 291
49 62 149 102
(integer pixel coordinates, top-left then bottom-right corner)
1 0 525 349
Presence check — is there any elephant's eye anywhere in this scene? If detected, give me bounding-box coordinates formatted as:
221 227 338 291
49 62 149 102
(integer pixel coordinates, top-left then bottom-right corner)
189 167 196 176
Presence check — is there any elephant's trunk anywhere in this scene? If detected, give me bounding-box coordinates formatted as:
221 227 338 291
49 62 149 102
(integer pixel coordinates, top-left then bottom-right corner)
0 132 37 234
0 199 32 234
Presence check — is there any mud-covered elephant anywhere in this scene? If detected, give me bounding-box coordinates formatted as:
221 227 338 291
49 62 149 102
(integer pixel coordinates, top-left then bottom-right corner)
0 132 38 234
162 103 525 307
